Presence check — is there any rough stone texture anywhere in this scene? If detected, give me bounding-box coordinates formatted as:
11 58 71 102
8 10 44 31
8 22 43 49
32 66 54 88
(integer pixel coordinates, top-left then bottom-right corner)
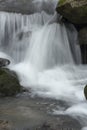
78 27 87 45
0 96 81 130
0 58 10 67
78 27 87 64
84 85 87 99
56 0 87 24
0 120 12 130
0 68 22 96
0 0 55 14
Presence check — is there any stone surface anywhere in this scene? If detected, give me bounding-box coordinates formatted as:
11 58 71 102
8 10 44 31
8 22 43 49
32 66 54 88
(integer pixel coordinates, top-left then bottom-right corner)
56 0 87 24
78 27 87 45
0 96 81 130
78 27 87 64
84 85 87 99
0 68 22 96
0 0 55 14
0 120 11 130
0 58 10 67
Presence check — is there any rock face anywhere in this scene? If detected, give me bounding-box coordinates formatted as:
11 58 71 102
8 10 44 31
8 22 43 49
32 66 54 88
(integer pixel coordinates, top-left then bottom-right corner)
0 0 55 14
78 27 87 45
78 27 87 63
84 85 87 99
56 0 87 24
0 68 22 96
0 58 10 67
0 120 11 130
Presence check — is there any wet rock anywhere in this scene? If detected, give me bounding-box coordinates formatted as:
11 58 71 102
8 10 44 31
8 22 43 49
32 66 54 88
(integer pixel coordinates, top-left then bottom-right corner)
78 27 87 64
0 58 10 67
0 120 11 130
0 68 22 96
84 85 87 99
56 0 87 24
0 0 55 14
79 27 87 45
17 31 31 40
36 116 81 130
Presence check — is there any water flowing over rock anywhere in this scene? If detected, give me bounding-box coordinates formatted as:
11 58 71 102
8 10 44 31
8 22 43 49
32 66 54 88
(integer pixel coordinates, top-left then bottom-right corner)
56 0 87 24
0 0 57 14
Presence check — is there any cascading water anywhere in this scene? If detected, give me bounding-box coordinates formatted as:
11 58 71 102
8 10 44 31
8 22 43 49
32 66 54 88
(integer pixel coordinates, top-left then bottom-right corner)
0 0 87 129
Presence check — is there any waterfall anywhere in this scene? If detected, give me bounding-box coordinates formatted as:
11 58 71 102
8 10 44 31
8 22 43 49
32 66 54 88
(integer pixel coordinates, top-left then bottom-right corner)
0 11 81 66
0 0 87 129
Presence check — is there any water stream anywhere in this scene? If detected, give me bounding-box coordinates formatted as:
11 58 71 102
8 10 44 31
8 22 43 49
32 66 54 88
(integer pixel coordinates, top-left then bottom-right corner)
0 0 87 129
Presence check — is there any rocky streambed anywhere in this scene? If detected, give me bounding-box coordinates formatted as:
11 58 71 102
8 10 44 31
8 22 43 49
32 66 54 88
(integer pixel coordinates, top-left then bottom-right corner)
0 94 81 130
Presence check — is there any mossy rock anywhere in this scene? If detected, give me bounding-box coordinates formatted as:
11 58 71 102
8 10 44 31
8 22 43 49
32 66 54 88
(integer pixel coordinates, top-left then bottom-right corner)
78 27 87 45
56 0 87 24
84 85 87 99
0 68 22 96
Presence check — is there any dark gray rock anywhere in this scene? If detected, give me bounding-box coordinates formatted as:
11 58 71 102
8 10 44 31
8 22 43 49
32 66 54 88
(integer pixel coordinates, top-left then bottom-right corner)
79 27 87 45
0 96 81 130
36 116 81 130
0 58 10 67
78 27 87 64
0 0 55 14
84 85 87 99
0 120 12 130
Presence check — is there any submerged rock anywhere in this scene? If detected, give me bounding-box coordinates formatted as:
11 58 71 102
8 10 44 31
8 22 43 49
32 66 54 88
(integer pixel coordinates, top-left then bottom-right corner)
0 58 10 67
56 0 87 24
0 68 22 96
36 116 81 130
0 120 11 130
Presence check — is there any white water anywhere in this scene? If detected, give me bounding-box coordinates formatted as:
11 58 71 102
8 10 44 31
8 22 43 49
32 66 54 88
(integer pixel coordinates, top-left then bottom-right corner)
0 0 87 129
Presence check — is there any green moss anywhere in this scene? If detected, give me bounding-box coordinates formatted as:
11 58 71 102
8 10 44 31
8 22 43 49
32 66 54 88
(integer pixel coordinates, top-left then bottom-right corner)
58 0 66 6
0 68 22 96
56 0 87 24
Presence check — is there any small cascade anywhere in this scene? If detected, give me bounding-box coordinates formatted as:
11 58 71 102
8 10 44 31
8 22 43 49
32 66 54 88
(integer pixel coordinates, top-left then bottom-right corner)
0 11 52 63
0 1 87 130
0 11 81 67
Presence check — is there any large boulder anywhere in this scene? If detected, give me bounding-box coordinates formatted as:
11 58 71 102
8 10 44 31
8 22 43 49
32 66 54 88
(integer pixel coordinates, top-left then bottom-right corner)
0 68 22 96
56 0 87 24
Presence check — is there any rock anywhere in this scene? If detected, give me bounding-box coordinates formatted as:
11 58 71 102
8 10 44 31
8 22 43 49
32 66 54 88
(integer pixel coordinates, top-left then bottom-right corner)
0 58 10 67
78 27 87 63
78 27 87 45
0 68 22 96
0 120 11 130
84 85 87 99
56 0 87 24
0 0 55 14
36 115 81 130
